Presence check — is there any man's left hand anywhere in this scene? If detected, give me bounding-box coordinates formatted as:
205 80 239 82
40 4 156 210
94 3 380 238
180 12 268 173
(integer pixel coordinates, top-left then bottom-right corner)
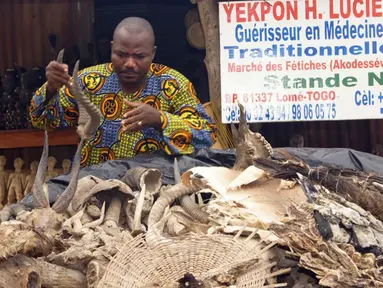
121 99 161 132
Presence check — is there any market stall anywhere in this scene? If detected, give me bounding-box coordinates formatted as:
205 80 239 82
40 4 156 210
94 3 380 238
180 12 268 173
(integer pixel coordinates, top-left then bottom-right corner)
1 0 383 287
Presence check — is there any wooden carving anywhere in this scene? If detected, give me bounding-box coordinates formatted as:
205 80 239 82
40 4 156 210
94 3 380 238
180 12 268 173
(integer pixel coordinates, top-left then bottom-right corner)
45 156 59 182
24 161 39 196
62 159 71 174
7 157 26 204
0 156 9 209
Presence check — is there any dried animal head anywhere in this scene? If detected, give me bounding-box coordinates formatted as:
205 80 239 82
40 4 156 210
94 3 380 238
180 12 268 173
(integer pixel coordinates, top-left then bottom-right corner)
231 103 273 171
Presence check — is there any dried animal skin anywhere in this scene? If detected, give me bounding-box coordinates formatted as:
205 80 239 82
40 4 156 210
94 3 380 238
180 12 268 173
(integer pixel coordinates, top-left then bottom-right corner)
69 175 103 214
183 165 307 225
227 166 267 191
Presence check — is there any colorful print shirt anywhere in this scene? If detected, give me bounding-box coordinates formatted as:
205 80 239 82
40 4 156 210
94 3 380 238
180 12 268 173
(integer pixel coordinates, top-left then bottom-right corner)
29 63 217 167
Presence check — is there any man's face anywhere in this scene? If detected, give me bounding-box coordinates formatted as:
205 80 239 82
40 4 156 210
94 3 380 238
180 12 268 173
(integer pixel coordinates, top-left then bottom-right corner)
111 29 156 86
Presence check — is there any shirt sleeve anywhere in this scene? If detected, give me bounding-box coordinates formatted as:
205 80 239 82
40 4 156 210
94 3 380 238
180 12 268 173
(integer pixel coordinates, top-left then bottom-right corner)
158 75 217 155
29 79 82 131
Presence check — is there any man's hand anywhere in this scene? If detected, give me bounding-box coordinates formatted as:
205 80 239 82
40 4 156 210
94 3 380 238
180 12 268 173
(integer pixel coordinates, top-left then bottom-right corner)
121 99 162 133
45 61 71 95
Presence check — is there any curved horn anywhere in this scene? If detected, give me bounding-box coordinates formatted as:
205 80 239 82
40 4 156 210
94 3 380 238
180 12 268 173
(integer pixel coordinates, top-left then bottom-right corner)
238 103 250 137
31 130 50 208
57 49 64 64
70 60 102 139
52 138 85 212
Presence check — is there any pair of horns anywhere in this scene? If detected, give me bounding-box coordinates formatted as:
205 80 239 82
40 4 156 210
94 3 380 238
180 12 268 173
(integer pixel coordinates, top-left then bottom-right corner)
31 131 84 211
31 49 101 211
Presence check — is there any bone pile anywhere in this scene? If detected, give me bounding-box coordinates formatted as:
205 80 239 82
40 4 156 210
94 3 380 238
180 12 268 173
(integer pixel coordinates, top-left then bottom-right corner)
1 53 383 287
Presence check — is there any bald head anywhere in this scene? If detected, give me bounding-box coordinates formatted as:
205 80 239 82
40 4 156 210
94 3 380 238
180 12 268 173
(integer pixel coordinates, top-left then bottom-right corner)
113 17 155 46
111 17 157 90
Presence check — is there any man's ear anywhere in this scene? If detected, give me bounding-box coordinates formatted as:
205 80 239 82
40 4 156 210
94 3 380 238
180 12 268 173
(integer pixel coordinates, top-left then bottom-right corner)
110 41 113 49
152 46 157 60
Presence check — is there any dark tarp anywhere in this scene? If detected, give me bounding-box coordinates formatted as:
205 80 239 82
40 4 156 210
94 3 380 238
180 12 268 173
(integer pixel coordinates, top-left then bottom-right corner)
20 147 383 207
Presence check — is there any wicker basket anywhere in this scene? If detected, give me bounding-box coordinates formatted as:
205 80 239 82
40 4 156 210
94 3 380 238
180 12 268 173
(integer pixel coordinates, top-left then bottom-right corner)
97 232 287 288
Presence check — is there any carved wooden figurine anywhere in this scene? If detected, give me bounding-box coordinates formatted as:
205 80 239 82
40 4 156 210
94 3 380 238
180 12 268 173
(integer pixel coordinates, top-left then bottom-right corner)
0 155 9 209
24 161 39 196
7 157 26 204
62 159 71 174
45 156 59 182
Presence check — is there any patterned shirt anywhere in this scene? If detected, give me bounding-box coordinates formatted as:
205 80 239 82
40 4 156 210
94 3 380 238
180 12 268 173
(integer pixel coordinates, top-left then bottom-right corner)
29 63 217 167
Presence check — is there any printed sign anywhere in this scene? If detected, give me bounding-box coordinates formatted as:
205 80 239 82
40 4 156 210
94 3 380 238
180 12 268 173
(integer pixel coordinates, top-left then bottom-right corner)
219 0 383 123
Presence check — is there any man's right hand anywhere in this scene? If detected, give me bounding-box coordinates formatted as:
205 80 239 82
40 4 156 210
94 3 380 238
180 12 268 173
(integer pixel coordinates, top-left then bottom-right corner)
45 61 71 95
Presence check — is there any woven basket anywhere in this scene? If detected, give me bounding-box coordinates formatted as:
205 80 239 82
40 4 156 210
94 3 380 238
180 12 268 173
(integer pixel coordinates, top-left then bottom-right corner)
97 232 286 288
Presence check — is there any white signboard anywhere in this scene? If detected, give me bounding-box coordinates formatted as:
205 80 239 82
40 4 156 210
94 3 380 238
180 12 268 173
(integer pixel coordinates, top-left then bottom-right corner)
219 0 383 123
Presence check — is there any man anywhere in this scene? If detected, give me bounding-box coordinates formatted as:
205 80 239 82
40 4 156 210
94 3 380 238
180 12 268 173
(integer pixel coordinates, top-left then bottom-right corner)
29 17 217 167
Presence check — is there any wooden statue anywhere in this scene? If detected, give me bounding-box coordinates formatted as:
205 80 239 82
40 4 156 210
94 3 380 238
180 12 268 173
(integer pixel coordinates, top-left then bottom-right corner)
45 156 59 182
24 161 39 196
0 155 9 209
7 157 26 204
62 159 71 174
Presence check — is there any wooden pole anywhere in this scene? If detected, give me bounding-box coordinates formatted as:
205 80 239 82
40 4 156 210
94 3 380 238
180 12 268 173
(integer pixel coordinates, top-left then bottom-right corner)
197 0 221 116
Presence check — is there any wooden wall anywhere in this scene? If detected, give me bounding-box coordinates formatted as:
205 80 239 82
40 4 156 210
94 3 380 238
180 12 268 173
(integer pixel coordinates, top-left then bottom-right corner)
0 0 94 169
0 0 94 74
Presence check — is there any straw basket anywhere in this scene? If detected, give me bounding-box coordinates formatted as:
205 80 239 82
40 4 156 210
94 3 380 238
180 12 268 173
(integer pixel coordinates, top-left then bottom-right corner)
97 232 287 288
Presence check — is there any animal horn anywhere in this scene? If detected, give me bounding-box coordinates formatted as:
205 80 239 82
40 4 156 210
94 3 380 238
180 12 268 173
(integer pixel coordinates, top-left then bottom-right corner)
70 60 101 139
57 49 64 64
237 103 250 138
52 138 85 212
31 130 50 208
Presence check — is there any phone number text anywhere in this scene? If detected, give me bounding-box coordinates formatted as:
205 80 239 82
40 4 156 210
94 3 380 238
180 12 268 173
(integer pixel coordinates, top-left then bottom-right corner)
224 103 337 122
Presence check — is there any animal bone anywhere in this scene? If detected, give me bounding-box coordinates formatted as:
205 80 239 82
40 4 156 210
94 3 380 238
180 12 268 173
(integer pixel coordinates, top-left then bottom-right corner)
101 197 122 236
121 167 162 195
122 167 162 234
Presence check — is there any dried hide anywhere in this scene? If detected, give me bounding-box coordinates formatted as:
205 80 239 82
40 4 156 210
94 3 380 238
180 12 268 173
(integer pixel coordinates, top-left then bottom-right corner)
182 167 307 225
